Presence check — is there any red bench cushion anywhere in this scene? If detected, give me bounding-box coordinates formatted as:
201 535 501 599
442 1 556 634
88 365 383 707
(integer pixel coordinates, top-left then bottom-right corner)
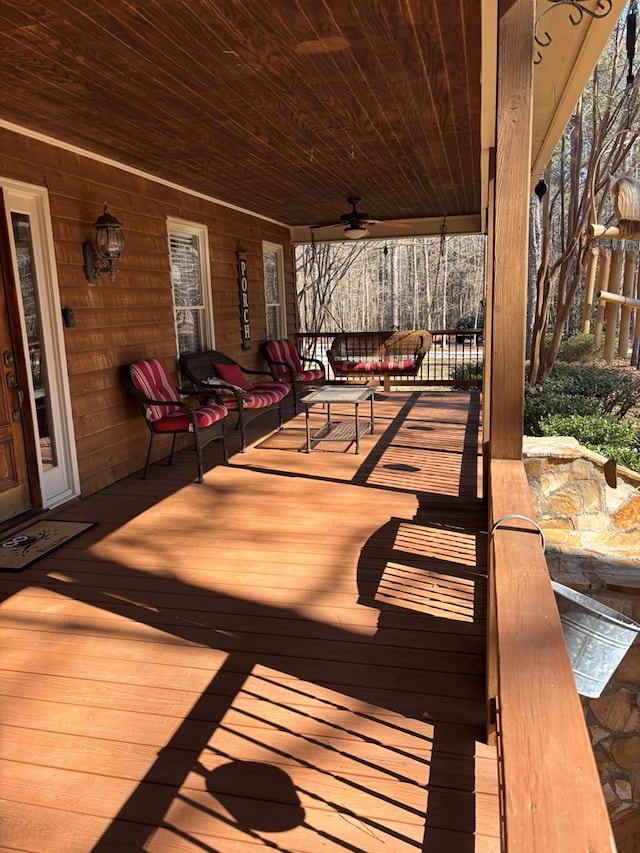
332 357 415 373
215 381 290 410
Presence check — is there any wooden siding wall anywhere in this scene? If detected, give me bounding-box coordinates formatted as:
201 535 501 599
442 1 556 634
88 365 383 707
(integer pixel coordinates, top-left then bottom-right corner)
0 127 295 497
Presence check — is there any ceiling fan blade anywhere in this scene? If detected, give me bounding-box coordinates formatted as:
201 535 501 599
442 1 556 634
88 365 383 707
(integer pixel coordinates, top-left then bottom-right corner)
309 196 414 239
310 222 344 232
366 220 413 231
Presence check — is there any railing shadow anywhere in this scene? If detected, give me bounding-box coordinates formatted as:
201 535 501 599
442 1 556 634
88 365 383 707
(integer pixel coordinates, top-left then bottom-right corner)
355 503 488 851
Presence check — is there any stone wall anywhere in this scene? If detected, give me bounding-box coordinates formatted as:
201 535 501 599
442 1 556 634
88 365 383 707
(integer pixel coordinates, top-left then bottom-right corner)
524 437 640 852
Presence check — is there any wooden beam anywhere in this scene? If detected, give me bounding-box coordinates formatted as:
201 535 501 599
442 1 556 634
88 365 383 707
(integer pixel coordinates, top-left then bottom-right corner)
487 0 534 460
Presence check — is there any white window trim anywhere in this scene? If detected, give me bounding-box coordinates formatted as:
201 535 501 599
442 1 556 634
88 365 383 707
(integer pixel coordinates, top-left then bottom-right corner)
263 241 287 339
167 217 215 351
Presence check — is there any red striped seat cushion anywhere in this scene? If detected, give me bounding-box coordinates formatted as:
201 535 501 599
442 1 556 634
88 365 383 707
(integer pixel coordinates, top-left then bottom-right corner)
265 339 302 377
130 358 183 422
152 402 228 432
293 369 324 382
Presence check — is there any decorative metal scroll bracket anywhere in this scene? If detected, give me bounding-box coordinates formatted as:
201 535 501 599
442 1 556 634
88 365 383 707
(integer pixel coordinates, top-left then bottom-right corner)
535 0 614 65
489 514 546 550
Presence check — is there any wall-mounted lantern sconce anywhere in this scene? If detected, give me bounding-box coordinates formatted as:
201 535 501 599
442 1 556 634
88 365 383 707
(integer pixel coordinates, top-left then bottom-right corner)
83 203 125 283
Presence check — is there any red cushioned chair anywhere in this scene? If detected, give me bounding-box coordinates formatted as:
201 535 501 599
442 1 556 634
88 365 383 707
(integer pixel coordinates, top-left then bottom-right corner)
125 358 228 483
262 338 325 413
179 350 290 452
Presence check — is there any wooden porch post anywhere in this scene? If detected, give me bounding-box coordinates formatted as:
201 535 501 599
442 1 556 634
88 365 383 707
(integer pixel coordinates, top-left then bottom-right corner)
487 0 534 461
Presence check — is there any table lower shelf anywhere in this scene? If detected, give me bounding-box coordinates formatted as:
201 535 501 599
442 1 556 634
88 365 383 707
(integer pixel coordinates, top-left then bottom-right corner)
305 418 372 452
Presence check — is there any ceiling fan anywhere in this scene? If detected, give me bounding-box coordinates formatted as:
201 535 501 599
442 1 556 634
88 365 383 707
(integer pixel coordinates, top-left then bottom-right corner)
311 197 411 240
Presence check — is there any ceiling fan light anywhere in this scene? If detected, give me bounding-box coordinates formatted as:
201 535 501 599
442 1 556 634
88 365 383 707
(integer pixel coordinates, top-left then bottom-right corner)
344 225 369 239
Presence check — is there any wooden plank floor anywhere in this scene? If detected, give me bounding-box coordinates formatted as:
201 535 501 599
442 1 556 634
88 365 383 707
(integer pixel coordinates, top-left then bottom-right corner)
0 391 499 852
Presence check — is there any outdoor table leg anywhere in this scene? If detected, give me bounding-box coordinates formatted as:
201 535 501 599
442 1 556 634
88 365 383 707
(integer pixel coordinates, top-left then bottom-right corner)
355 401 361 453
305 405 311 453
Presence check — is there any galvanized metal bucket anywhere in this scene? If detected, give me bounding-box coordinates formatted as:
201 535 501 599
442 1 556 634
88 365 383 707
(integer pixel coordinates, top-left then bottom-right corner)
552 581 640 698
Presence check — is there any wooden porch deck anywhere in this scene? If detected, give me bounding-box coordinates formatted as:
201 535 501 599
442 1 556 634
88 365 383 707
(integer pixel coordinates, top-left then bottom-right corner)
0 391 500 852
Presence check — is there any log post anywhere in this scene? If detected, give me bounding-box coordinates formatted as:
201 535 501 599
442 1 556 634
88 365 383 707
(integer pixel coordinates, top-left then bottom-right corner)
634 257 640 366
603 249 623 363
581 246 599 333
593 248 611 348
619 250 637 358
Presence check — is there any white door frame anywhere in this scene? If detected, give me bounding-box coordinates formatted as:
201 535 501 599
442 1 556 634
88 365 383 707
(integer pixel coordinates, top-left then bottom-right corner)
2 179 80 508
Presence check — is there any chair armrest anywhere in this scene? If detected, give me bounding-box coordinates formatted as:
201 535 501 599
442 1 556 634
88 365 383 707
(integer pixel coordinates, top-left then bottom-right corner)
300 356 324 371
175 384 199 400
143 394 197 415
264 357 294 382
240 367 273 379
187 377 240 406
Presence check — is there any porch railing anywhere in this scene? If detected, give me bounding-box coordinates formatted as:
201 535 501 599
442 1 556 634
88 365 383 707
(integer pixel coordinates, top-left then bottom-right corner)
488 458 616 851
295 329 483 387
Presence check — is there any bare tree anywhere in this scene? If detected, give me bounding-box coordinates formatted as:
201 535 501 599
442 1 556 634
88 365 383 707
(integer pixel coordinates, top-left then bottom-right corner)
529 16 640 383
295 240 368 336
295 234 486 335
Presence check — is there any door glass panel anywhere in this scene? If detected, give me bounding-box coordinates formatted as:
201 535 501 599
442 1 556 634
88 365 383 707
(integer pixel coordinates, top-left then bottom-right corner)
11 213 56 470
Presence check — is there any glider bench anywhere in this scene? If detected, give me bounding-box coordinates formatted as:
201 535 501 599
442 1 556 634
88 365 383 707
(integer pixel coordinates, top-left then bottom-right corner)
326 329 432 391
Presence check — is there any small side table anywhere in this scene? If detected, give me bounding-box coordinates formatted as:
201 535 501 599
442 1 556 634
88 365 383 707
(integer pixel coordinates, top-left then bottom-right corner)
301 385 375 453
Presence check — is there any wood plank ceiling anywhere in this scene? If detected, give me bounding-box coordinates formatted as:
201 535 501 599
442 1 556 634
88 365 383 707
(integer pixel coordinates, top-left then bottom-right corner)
0 0 482 237
0 1 626 240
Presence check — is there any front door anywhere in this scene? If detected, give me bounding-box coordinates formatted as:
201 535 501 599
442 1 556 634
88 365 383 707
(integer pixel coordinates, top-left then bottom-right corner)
0 204 35 522
0 181 80 519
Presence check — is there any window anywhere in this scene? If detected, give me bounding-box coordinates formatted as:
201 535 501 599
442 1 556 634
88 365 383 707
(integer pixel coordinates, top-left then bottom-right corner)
263 242 286 340
168 219 214 354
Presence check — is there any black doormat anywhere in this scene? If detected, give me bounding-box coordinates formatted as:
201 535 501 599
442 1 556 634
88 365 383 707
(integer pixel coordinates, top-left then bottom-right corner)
0 519 97 572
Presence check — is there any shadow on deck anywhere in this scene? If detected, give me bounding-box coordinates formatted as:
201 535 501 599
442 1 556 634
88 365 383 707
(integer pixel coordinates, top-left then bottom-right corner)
0 391 499 852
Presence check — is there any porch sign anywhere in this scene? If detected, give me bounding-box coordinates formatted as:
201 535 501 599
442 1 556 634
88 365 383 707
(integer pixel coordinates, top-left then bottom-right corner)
237 248 251 349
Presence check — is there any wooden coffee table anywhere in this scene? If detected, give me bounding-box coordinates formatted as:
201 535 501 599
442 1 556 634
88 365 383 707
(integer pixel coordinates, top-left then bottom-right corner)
301 385 375 454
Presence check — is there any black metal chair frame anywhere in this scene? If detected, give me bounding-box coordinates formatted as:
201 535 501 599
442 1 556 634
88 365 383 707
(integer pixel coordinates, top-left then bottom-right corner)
124 365 228 483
